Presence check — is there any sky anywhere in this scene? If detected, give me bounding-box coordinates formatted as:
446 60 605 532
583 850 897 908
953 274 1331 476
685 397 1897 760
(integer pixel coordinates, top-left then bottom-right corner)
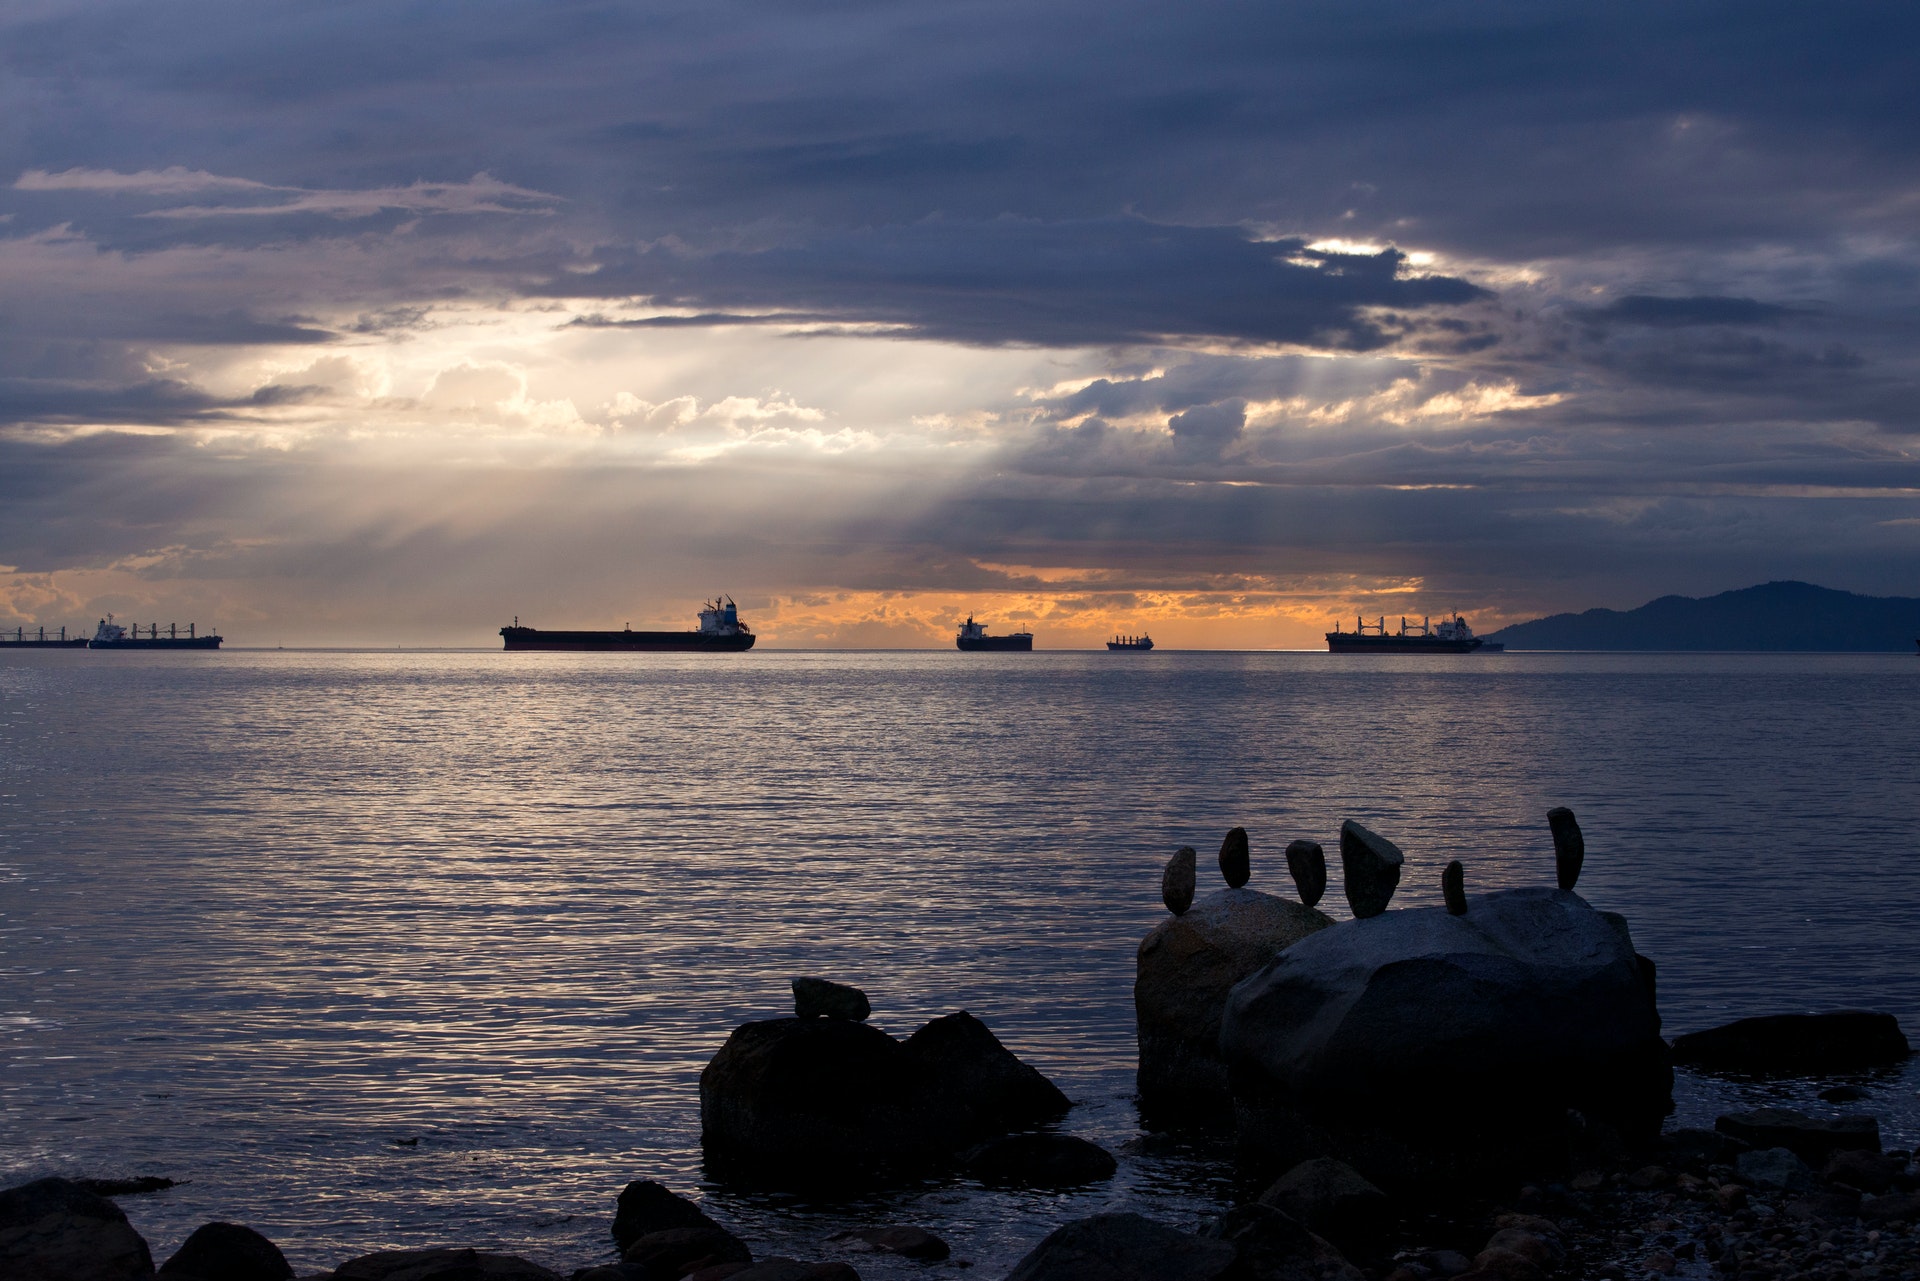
2 1 1917 647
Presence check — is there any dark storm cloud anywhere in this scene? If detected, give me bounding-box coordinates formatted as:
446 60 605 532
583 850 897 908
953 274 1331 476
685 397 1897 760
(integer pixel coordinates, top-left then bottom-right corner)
1583 296 1814 329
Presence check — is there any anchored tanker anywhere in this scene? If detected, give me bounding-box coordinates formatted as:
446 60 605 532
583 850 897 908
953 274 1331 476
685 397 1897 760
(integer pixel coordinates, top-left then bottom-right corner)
1325 614 1502 654
955 615 1033 651
89 616 222 650
500 597 756 652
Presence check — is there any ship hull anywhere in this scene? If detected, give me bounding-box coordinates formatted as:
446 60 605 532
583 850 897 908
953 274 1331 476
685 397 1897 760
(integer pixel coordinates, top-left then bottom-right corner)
1326 634 1482 654
956 635 1033 652
91 636 223 650
0 638 91 648
501 627 754 652
1107 642 1154 651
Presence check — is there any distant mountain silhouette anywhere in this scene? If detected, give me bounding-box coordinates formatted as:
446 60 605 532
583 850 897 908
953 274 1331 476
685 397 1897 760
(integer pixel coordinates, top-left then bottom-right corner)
1485 581 1920 651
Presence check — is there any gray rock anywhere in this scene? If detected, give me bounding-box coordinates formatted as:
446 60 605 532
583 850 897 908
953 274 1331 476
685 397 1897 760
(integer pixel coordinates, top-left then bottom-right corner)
331 1248 562 1281
1672 1011 1911 1075
1221 887 1672 1189
160 1222 294 1280
1442 861 1466 916
1285 841 1326 908
621 1224 752 1277
611 1180 723 1253
0 1176 154 1281
1546 808 1584 891
1257 1158 1389 1254
1735 1146 1814 1192
1163 847 1197 915
1135 888 1333 1119
1825 1148 1906 1193
962 1133 1116 1186
1219 828 1251 889
828 1225 950 1260
791 977 871 1023
1006 1212 1238 1281
1200 1203 1364 1281
1715 1108 1881 1164
1338 821 1402 918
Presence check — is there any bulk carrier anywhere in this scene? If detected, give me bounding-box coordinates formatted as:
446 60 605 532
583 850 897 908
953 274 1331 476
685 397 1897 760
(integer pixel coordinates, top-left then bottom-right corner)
500 598 756 652
955 615 1033 652
1325 614 1502 654
88 616 222 649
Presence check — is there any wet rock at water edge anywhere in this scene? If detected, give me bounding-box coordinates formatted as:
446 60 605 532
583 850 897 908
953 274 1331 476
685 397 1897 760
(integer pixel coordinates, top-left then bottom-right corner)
1442 860 1467 915
702 1262 861 1281
1734 1146 1816 1192
1219 827 1251 889
1671 1010 1911 1074
1201 1203 1365 1281
1546 807 1584 891
1006 1212 1238 1281
1714 1107 1881 1164
611 1180 726 1253
159 1221 293 1280
829 1224 950 1260
1257 1158 1389 1255
1163 846 1197 915
331 1247 562 1280
1338 820 1403 918
622 1224 753 1277
791 977 871 1023
0 1176 155 1281
1285 840 1326 908
962 1132 1117 1186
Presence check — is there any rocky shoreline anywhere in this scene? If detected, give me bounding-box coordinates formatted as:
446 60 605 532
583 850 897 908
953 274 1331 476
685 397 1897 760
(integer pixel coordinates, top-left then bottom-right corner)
7 813 1917 1281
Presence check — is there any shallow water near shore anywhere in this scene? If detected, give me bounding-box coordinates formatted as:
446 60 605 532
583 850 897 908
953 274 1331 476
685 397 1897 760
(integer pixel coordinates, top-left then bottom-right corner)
3 649 1918 1275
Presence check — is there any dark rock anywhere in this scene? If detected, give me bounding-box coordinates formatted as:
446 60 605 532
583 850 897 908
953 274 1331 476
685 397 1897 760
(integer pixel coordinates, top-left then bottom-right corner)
1220 887 1672 1190
963 1133 1116 1186
0 1176 155 1281
792 978 871 1023
1219 828 1251 889
567 1266 649 1281
1715 1108 1880 1164
622 1225 752 1277
1783 1187 1863 1223
160 1221 294 1280
611 1180 723 1253
715 1261 847 1281
798 1266 859 1281
699 1010 1067 1180
1441 861 1466 915
1860 1190 1920 1224
1671 1011 1911 1074
1200 1203 1364 1281
1337 821 1402 918
1135 888 1333 1119
1007 1212 1237 1281
683 1265 752 1281
1734 1146 1815 1192
1824 1148 1906 1193
1545 808 1584 891
1663 1127 1735 1168
829 1225 949 1260
1163 847 1197 915
1256 1158 1388 1254
78 1177 178 1197
1818 1084 1867 1103
331 1248 562 1281
1285 841 1326 908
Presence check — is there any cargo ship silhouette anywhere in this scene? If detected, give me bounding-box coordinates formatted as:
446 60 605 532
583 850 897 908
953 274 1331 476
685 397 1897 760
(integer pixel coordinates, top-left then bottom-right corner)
501 598 756 652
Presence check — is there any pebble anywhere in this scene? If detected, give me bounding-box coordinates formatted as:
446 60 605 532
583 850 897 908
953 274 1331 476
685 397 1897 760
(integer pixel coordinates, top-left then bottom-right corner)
1162 846 1197 915
1285 839 1327 907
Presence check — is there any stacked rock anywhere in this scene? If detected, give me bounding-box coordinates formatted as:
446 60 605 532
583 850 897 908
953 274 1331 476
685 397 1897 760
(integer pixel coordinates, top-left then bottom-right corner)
1285 840 1326 908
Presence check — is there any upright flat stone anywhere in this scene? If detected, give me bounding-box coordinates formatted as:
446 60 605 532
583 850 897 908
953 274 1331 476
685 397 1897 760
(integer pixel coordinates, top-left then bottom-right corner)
1338 821 1403 918
791 977 871 1022
1163 846 1197 915
1547 808 1584 890
1286 840 1326 908
1442 860 1467 915
1218 827 1250 889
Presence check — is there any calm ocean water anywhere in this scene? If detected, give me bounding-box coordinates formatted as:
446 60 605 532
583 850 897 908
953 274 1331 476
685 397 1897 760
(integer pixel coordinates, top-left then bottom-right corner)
3 649 1918 1275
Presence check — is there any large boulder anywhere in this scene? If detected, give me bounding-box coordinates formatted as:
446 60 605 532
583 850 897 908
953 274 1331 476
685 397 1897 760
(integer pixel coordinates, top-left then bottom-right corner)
1006 1213 1237 1281
610 1180 724 1253
1671 1011 1910 1075
0 1176 155 1281
1220 887 1671 1190
160 1221 294 1279
700 1009 1068 1181
1136 888 1333 1120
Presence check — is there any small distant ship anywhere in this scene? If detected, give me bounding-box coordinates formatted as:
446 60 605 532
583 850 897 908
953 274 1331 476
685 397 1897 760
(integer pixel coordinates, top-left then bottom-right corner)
501 597 756 652
1326 614 1501 654
1107 633 1155 651
89 616 222 650
956 615 1033 652
0 625 89 648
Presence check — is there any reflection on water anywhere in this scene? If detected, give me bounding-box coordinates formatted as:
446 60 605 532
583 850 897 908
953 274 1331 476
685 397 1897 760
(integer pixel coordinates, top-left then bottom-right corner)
1 650 1917 1274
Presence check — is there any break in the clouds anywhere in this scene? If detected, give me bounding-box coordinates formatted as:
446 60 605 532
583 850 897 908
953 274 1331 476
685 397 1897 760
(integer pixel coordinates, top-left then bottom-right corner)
1 0 1917 645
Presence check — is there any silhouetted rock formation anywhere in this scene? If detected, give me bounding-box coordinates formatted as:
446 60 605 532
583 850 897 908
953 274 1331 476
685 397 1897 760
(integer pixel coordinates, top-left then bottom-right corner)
1285 840 1326 908
159 1221 293 1280
1715 1108 1881 1165
1256 1158 1389 1255
1441 860 1466 915
0 1176 154 1281
610 1180 725 1254
1202 1202 1365 1281
828 1225 951 1261
1218 827 1251 889
962 1133 1117 1186
1337 821 1402 918
1221 887 1672 1190
331 1247 561 1280
1548 807 1584 890
1135 888 1333 1120
700 1008 1067 1181
1671 1011 1911 1074
1163 846 1197 915
791 977 871 1022
1005 1213 1237 1281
